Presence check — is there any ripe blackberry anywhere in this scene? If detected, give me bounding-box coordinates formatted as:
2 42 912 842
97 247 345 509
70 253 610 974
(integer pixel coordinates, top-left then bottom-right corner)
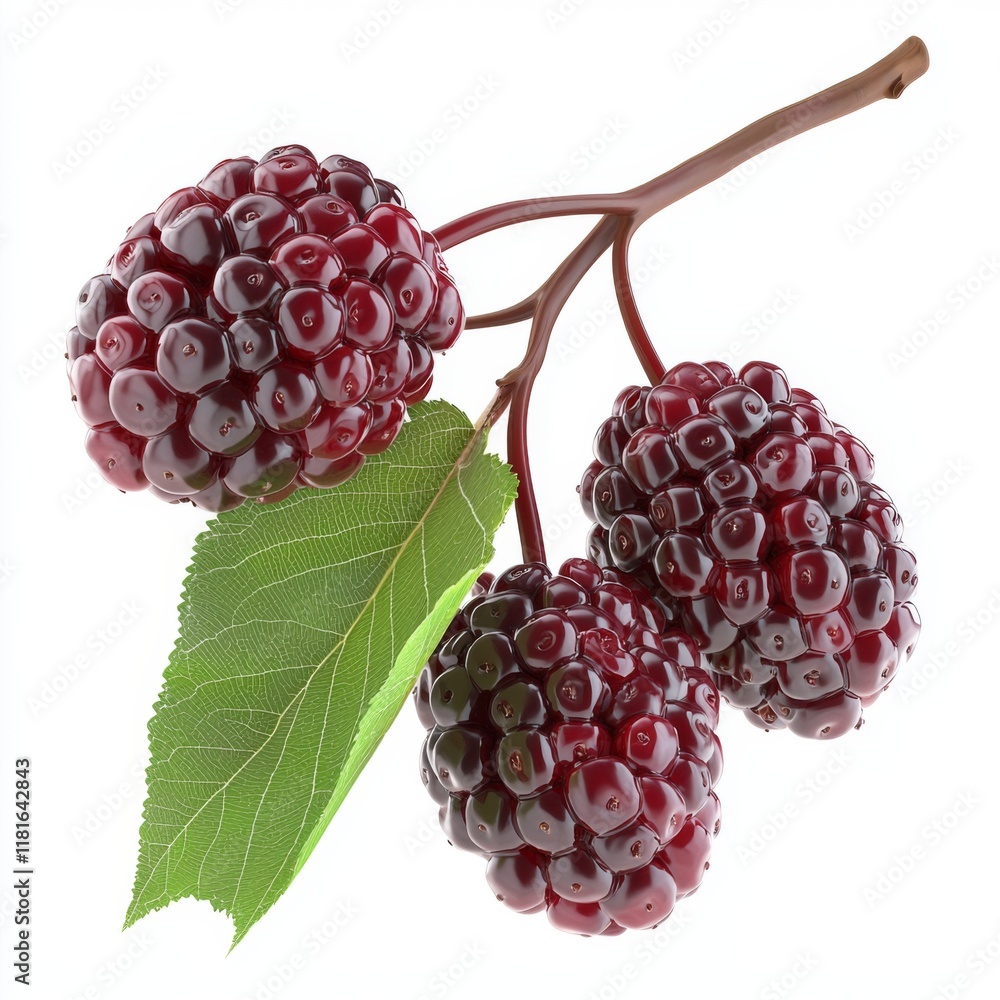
579 361 920 738
67 146 465 511
413 558 723 936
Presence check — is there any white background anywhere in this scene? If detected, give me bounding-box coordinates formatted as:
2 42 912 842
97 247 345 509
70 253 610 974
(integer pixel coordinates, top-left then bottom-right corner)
1 1 998 998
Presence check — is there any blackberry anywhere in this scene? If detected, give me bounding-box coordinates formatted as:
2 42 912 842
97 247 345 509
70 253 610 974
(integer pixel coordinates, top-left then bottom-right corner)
67 146 465 511
414 559 723 936
580 361 920 738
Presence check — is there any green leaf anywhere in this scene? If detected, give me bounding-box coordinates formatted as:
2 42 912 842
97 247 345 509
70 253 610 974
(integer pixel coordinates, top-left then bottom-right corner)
125 401 516 948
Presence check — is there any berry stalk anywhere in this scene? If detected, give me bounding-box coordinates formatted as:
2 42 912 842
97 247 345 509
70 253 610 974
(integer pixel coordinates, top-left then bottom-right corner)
436 37 928 567
612 218 664 385
434 37 928 249
626 35 930 226
507 216 620 563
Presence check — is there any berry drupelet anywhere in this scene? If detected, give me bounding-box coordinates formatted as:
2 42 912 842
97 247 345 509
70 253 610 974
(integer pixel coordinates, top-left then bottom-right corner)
580 361 920 738
413 558 723 936
68 146 465 511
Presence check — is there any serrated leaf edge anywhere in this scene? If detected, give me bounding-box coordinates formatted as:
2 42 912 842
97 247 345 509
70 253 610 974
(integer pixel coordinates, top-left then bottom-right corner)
124 407 514 941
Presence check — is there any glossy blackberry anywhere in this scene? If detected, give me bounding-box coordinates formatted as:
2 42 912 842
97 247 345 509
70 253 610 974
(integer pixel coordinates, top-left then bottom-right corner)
414 558 723 936
67 146 465 511
580 361 920 738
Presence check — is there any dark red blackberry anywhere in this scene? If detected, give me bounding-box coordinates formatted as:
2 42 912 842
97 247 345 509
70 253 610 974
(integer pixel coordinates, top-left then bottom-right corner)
67 146 466 511
580 361 920 738
413 558 722 936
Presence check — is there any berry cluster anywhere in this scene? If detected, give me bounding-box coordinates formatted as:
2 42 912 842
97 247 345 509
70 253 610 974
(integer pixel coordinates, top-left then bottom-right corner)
66 146 464 511
579 361 921 738
414 559 722 936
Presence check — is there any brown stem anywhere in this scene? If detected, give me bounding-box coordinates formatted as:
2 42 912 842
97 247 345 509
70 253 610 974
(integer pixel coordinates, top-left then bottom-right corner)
434 193 632 252
612 219 665 384
472 383 514 435
449 385 514 487
466 292 540 330
627 36 930 223
506 216 620 563
433 38 929 566
433 38 928 248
